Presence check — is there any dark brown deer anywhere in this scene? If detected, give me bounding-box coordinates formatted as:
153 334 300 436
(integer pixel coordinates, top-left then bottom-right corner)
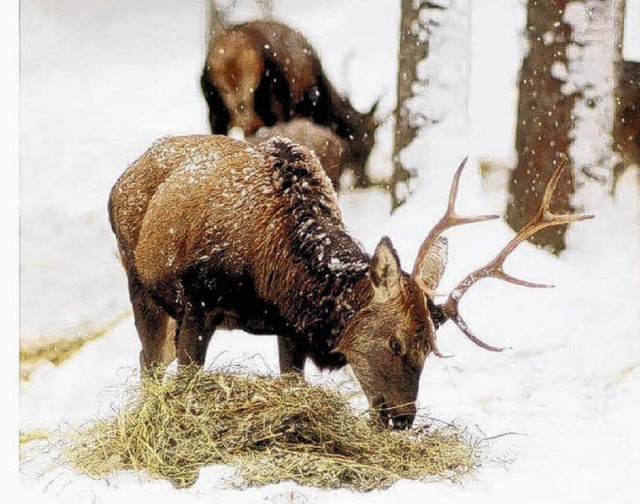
247 119 348 191
612 61 640 193
200 20 378 186
109 135 591 429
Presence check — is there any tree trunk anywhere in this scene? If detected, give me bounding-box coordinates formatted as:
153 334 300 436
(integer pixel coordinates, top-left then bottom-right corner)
507 0 577 253
391 0 439 210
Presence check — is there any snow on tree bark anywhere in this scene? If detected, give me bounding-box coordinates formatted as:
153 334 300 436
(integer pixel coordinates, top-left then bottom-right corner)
391 0 433 210
392 0 470 210
565 1 621 186
509 1 625 252
508 0 578 254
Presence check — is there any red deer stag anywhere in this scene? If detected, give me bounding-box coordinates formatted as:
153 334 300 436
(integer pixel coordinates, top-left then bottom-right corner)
109 135 591 429
247 118 348 191
200 20 378 187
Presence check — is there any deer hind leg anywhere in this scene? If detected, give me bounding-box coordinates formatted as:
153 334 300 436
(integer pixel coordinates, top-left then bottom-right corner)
176 302 218 368
129 281 176 377
277 335 307 374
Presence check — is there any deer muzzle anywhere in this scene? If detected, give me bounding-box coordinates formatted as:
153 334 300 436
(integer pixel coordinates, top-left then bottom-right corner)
378 398 417 430
392 414 414 430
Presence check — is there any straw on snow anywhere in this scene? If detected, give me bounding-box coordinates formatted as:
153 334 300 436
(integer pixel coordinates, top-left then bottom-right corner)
63 368 478 491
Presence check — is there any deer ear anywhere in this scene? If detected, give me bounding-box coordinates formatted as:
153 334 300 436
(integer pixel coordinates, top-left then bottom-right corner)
367 98 380 118
414 236 448 298
370 237 402 301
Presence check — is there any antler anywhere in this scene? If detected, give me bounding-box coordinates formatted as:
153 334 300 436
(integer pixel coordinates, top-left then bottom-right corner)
440 157 594 351
412 157 499 357
411 157 499 290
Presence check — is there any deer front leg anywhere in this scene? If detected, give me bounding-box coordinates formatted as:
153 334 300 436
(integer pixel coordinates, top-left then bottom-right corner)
277 335 307 374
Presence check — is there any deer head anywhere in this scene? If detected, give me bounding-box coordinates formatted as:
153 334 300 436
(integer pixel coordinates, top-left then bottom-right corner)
336 158 592 429
209 30 265 135
337 97 381 173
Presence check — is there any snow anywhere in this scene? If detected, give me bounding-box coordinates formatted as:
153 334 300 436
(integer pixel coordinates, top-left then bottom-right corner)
18 0 640 503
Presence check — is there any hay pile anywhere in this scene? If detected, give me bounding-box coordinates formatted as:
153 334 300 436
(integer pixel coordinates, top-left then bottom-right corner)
63 369 478 491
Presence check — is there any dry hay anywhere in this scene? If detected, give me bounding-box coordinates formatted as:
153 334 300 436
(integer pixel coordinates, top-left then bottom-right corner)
20 312 130 381
62 368 479 491
20 429 52 445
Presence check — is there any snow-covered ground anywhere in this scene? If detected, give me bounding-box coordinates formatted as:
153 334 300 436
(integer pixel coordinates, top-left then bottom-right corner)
18 0 640 503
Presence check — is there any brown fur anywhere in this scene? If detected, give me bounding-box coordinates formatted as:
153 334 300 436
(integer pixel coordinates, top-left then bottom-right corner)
247 119 348 190
109 135 438 428
613 61 640 190
201 20 378 186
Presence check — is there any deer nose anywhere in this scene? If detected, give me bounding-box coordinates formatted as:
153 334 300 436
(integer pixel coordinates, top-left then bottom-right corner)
391 414 414 430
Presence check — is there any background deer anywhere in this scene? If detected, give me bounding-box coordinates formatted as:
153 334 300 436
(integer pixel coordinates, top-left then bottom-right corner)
109 135 591 429
613 61 640 193
200 20 379 187
247 118 348 191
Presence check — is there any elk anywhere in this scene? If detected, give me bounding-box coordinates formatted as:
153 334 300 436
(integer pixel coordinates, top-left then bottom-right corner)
200 20 378 186
109 135 591 429
247 118 348 191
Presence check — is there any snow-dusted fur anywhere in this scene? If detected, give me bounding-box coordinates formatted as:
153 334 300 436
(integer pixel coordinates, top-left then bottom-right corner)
20 0 640 501
247 118 349 190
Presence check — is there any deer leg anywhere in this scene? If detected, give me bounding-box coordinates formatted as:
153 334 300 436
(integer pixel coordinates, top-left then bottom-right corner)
277 335 307 374
352 163 370 188
129 281 176 377
176 303 217 368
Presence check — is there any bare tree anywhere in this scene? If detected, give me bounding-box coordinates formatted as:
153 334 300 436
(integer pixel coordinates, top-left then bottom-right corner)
391 0 446 210
509 1 628 252
507 0 578 253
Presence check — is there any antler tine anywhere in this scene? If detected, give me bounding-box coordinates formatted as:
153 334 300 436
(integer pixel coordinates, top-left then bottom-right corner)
448 312 508 352
411 157 500 280
425 317 452 358
441 157 594 351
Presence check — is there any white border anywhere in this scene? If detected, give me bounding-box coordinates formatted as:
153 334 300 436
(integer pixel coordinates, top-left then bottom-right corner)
1 0 21 501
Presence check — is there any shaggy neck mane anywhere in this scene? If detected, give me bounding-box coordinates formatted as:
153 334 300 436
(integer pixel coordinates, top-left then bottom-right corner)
256 138 373 368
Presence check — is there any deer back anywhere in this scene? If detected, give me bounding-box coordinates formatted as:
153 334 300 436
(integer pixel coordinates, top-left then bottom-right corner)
109 135 342 300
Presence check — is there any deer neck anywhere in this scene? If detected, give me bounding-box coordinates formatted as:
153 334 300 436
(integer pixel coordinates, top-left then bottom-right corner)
290 259 373 369
258 219 373 367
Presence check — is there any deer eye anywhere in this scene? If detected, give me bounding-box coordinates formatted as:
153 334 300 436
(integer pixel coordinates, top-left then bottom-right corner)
389 337 402 356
